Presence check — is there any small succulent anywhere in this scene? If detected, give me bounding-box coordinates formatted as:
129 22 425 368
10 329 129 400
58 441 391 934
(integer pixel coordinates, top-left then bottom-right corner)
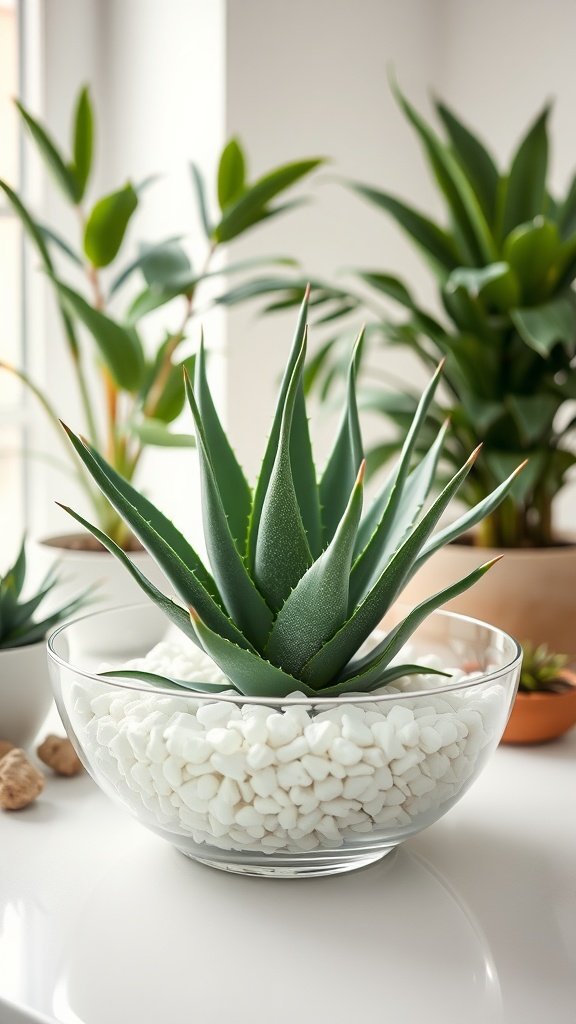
0 540 90 650
60 293 521 698
519 643 570 693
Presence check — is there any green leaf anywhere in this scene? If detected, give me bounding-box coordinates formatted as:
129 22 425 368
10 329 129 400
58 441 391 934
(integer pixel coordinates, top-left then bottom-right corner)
184 375 274 647
507 394 559 445
39 225 83 267
7 537 27 599
146 351 196 424
557 173 576 239
511 297 576 357
83 183 138 267
139 239 192 288
435 99 500 223
126 284 188 324
252 332 313 611
265 462 364 678
55 281 145 391
356 271 415 310
218 138 246 209
447 262 520 312
109 236 184 296
102 669 236 695
190 610 316 698
71 86 93 201
501 106 550 240
213 159 323 243
484 450 547 503
349 182 460 271
503 217 560 300
319 328 365 545
194 338 252 554
130 420 196 447
392 79 496 265
318 664 448 698
57 503 201 648
0 179 53 269
15 100 77 202
189 162 213 238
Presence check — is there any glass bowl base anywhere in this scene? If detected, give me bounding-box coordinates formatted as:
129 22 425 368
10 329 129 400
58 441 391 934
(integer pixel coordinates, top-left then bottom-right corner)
177 843 396 878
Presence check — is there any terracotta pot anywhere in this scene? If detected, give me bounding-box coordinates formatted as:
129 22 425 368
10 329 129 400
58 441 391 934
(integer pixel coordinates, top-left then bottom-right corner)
400 538 576 656
502 671 576 744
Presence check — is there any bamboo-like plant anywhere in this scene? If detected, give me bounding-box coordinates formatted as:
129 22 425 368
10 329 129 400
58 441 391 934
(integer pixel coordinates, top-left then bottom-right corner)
58 293 521 697
0 87 322 548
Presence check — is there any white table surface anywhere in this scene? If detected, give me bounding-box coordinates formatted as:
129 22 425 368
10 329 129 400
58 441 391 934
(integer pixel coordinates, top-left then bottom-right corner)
0 728 574 1024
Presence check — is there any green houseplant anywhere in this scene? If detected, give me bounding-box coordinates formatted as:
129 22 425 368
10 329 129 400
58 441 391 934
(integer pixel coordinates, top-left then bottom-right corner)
45 292 523 874
502 642 576 744
0 86 322 560
0 538 89 747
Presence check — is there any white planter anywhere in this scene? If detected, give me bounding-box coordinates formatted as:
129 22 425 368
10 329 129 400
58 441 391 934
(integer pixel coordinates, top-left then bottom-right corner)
0 641 53 748
29 535 170 654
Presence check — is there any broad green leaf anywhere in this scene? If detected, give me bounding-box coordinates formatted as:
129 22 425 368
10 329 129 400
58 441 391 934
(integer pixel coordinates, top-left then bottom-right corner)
501 106 550 240
57 503 201 647
195 338 252 554
126 283 190 324
190 610 316 697
447 262 520 312
189 162 212 238
507 394 559 444
557 173 576 239
102 669 236 695
503 217 560 300
139 239 192 288
15 100 77 202
213 159 323 243
319 328 365 545
392 79 496 265
146 352 196 424
83 183 138 267
55 282 145 391
130 419 196 447
109 236 184 296
302 448 479 687
349 182 460 271
252 332 313 610
218 138 246 209
184 375 274 646
511 297 576 357
265 462 364 678
71 86 93 200
435 99 500 223
356 271 415 310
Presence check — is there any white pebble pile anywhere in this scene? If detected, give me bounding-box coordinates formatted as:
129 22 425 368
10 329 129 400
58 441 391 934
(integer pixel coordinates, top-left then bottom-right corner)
69 639 506 856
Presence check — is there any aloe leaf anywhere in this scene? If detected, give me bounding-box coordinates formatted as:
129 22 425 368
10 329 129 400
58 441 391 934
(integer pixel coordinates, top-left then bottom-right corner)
248 290 321 566
501 106 550 240
340 558 501 682
319 664 449 698
435 99 500 224
184 375 274 647
190 610 315 698
319 327 365 545
194 337 252 554
349 182 460 272
102 669 237 695
71 86 93 201
265 462 364 677
2 589 93 648
252 331 313 610
301 448 480 688
391 82 496 264
15 99 78 202
8 537 27 598
350 363 444 604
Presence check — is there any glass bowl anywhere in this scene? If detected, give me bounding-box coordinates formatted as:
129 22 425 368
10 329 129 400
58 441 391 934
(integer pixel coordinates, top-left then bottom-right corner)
47 603 521 878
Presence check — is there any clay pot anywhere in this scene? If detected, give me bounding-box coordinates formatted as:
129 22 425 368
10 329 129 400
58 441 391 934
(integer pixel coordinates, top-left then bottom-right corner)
502 671 576 744
400 538 576 656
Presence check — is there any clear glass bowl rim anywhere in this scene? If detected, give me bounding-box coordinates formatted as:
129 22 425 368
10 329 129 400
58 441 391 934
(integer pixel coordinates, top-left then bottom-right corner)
47 602 522 707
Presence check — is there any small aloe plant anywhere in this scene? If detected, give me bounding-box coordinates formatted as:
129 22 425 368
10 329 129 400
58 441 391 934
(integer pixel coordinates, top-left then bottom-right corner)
60 292 522 698
519 643 570 693
0 539 90 650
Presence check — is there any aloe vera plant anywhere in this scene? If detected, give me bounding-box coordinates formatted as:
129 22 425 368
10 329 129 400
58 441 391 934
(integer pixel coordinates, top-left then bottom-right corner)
519 643 570 693
0 539 90 649
59 293 521 697
0 86 322 549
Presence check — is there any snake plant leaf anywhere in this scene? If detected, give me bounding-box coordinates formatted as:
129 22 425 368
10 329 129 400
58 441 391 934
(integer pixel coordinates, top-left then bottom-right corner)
83 183 139 268
320 664 449 699
501 106 550 241
184 374 274 646
503 218 560 300
303 447 480 688
248 289 322 566
213 159 323 243
265 461 365 678
218 138 246 209
319 327 365 545
391 78 496 265
71 86 93 201
340 558 501 683
102 669 237 695
55 282 145 391
350 182 460 272
189 162 213 238
194 337 252 554
435 99 500 225
190 610 315 698
511 297 576 357
349 361 444 604
252 331 313 610
15 100 78 202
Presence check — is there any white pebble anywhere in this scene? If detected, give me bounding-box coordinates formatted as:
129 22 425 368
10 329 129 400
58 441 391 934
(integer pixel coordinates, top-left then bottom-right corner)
266 714 299 748
342 714 373 747
329 738 363 766
250 767 278 798
420 726 442 754
206 728 242 755
210 752 247 781
275 736 309 763
304 720 339 755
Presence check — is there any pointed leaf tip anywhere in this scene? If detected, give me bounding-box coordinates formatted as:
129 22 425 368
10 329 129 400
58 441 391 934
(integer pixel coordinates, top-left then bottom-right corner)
357 459 367 485
304 282 311 301
189 606 201 623
483 554 504 570
467 443 483 465
515 459 529 476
